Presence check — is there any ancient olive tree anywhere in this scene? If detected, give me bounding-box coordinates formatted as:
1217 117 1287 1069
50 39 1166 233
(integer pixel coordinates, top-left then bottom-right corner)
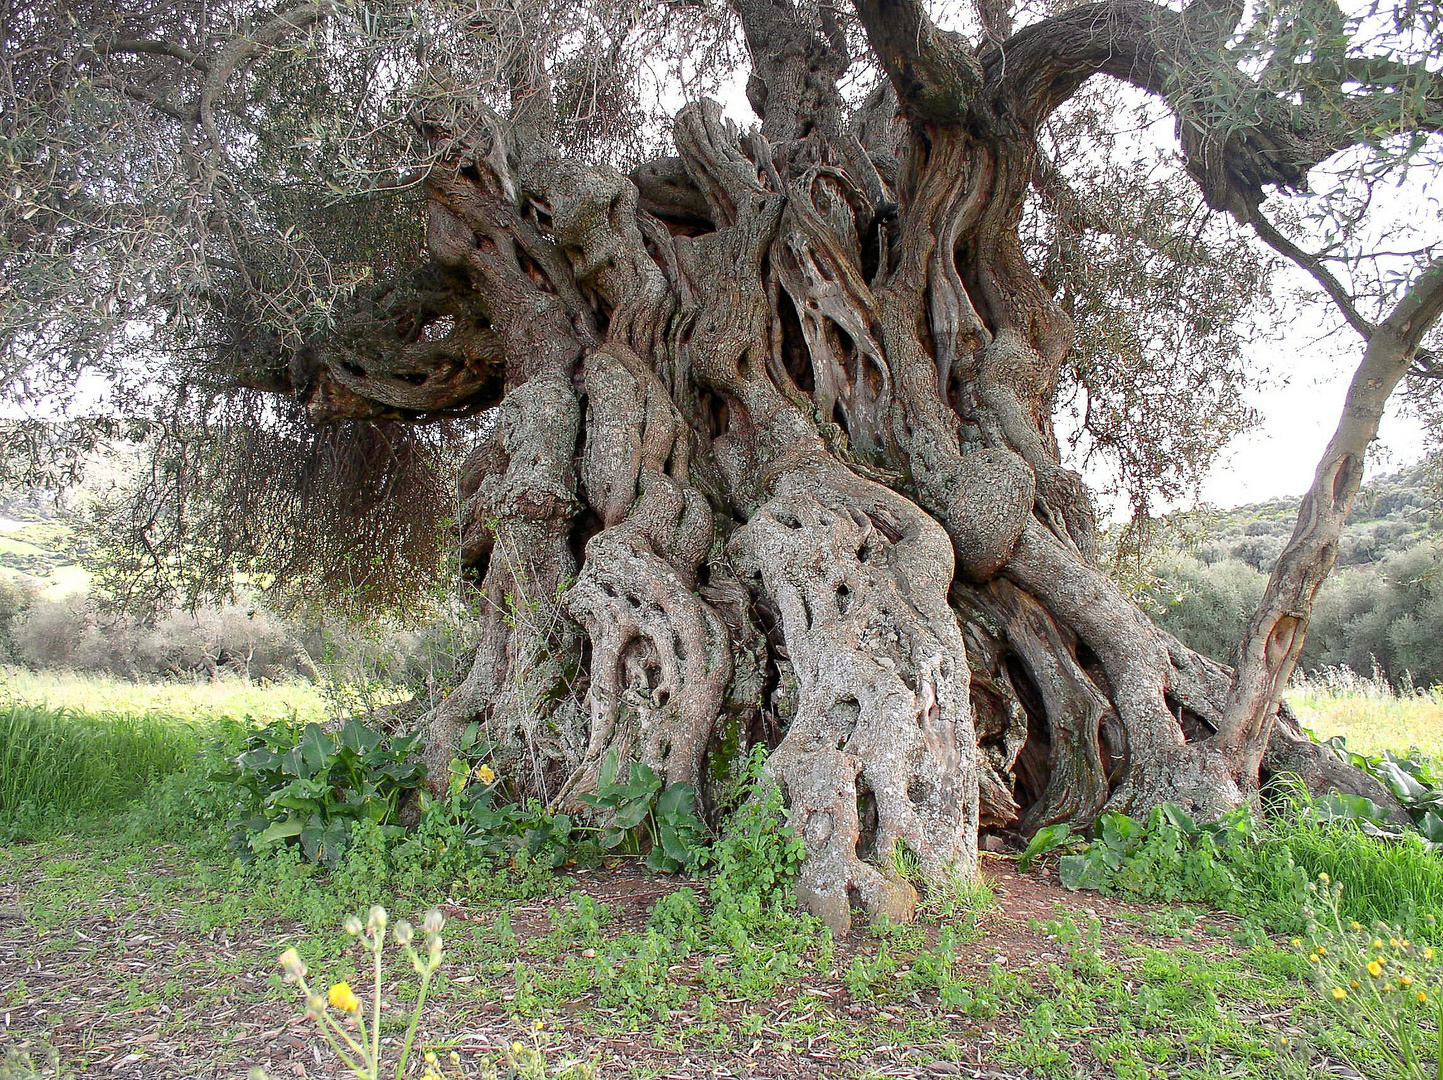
5 0 1442 929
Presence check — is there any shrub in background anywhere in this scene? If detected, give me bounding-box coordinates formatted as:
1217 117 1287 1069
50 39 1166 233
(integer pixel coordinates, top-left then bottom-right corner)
0 577 31 662
9 596 313 682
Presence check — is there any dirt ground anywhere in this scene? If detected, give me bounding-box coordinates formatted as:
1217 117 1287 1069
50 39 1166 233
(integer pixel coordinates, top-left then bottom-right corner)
0 852 1255 1080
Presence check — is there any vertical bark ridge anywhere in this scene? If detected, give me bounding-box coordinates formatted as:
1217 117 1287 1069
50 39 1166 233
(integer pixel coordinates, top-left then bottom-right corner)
675 101 981 928
563 343 733 797
412 167 591 798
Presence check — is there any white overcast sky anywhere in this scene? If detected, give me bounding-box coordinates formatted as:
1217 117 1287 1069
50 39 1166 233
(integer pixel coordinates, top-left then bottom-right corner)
1197 339 1428 509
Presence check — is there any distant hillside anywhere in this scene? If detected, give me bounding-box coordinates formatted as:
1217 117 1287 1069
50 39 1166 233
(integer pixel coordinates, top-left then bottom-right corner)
0 500 89 599
1130 458 1443 687
0 445 140 599
1185 460 1440 571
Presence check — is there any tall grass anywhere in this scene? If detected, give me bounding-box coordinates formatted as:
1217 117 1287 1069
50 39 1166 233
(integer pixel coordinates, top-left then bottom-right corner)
1287 664 1443 759
1251 814 1443 936
0 700 207 835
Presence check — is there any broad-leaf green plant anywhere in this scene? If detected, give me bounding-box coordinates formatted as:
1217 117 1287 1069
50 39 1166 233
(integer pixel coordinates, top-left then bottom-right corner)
577 750 708 872
209 717 425 867
1318 736 1443 845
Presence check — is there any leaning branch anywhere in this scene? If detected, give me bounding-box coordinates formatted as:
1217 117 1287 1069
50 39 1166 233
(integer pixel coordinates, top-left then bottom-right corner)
1217 257 1443 779
1248 212 1374 341
199 1 329 161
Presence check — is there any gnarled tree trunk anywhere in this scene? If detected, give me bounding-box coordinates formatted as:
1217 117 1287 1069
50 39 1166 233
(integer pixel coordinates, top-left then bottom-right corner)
293 0 1407 932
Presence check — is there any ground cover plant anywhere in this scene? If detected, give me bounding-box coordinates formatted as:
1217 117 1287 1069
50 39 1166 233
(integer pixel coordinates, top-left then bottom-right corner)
210 716 427 868
1 676 1441 1079
1296 875 1443 1080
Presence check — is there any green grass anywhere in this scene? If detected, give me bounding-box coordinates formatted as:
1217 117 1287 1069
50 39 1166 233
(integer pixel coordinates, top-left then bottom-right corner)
0 666 333 725
1287 669 1443 759
0 700 207 836
0 667 1437 1078
0 819 1346 1080
1260 815 1443 934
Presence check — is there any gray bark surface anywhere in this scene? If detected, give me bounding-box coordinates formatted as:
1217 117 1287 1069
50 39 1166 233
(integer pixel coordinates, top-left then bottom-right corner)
265 0 1426 928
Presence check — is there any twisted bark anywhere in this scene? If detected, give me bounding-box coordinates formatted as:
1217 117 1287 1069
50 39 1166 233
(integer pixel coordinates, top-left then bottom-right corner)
246 0 1414 929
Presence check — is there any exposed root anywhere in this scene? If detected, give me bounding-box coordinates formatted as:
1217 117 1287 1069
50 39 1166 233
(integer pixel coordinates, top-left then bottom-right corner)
1263 703 1410 824
732 473 977 934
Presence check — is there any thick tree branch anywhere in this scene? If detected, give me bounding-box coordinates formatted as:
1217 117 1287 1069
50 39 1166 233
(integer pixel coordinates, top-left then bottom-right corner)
984 1 1178 123
981 0 1440 218
1218 259 1443 781
730 0 848 140
85 38 211 72
851 0 983 124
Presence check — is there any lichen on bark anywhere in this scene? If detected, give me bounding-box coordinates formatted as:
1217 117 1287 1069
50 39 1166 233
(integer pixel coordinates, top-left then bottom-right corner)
172 0 1424 929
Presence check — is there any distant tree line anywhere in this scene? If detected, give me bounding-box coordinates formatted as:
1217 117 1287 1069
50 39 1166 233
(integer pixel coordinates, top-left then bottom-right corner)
1130 460 1443 689
5 459 1440 693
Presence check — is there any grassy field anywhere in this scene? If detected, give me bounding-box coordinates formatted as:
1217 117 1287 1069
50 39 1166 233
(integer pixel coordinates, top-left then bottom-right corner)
0 667 1440 1079
0 700 204 830
1286 667 1443 759
0 516 89 598
0 666 333 725
5 664 1436 760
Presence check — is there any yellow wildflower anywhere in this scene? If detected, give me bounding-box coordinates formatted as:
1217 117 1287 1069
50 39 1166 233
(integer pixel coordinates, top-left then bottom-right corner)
474 764 496 785
1332 987 1347 1000
1314 946 1327 956
1319 872 1330 884
327 982 360 1012
1400 976 1413 988
1373 939 1385 951
1350 921 1362 931
511 1042 524 1055
1426 948 1436 961
1350 980 1360 989
1419 991 1429 1005
1368 961 1384 978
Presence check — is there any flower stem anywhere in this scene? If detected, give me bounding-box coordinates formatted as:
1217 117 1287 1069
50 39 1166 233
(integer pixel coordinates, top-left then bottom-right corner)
396 948 434 1080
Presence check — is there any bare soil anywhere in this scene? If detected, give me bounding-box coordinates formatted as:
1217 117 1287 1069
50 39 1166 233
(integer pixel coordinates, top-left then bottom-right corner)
0 852 1250 1080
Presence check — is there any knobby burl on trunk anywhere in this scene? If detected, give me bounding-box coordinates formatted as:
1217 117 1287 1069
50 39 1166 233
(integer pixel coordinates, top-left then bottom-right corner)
299 0 1402 932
